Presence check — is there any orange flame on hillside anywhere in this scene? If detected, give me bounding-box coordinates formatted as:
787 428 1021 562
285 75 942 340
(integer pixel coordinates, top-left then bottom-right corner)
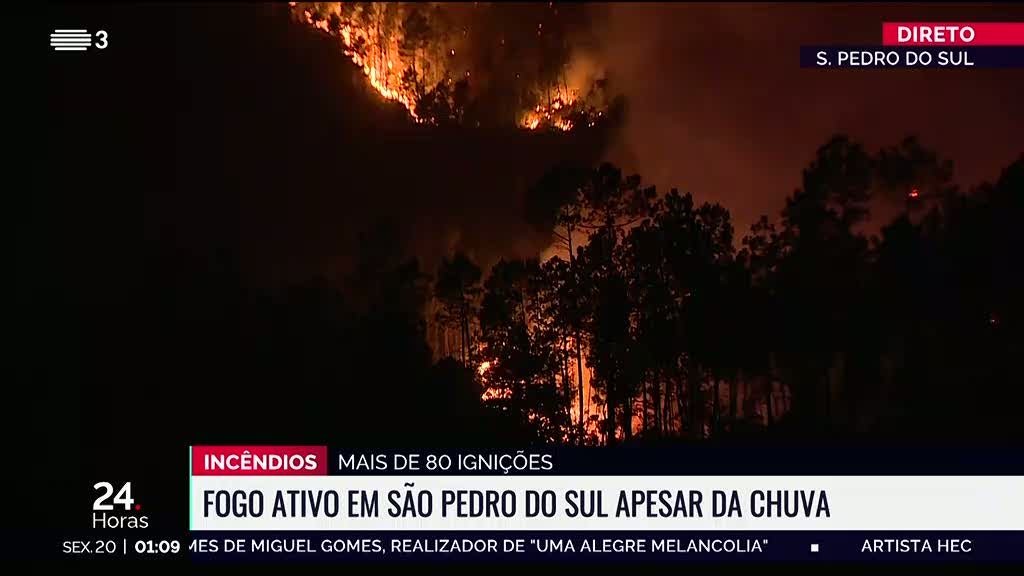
520 97 578 132
290 2 605 130
301 6 420 120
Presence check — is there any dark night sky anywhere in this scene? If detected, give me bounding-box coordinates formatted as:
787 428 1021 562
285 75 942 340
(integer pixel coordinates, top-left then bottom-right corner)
598 3 1023 234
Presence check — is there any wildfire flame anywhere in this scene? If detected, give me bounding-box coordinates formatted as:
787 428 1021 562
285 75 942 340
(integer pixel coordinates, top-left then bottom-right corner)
481 386 512 402
520 96 581 132
300 5 421 120
477 360 512 402
290 2 604 131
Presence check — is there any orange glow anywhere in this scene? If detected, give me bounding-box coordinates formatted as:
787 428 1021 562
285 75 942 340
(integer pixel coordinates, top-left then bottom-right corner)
295 5 421 121
289 3 603 130
481 386 511 402
909 188 921 199
478 360 508 401
520 96 579 132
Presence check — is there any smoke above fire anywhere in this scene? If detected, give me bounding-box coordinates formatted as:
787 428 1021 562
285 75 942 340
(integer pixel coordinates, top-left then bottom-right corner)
290 2 609 131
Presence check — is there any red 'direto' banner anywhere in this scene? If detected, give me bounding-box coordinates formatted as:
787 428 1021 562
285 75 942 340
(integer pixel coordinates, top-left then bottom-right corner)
883 23 1024 46
191 445 328 475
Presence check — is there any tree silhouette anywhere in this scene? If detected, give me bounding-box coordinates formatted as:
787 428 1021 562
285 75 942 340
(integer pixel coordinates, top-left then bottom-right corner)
479 259 536 414
569 164 655 444
296 142 1023 445
162 132 1023 447
770 136 874 431
434 252 482 365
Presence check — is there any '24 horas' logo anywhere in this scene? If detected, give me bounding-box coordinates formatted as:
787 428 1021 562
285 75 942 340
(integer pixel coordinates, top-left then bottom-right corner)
92 481 148 529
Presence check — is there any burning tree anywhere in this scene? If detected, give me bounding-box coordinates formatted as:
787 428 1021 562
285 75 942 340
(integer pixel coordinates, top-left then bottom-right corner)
290 2 609 130
477 258 572 443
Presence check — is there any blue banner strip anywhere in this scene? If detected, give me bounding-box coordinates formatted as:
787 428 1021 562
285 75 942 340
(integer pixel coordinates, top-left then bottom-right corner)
188 531 1024 564
800 46 1024 68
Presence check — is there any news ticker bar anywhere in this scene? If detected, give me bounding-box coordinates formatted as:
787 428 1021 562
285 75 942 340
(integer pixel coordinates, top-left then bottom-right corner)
202 531 1022 564
47 531 1024 564
184 531 1022 564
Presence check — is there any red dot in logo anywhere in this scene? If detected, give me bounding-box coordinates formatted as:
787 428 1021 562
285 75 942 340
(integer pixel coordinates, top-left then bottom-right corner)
135 504 141 511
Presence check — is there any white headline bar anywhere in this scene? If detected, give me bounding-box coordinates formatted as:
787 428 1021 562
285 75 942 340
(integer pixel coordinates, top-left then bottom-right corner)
189 475 1024 531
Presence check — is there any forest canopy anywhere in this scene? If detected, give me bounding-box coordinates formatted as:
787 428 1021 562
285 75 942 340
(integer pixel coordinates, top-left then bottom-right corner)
300 135 1022 445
